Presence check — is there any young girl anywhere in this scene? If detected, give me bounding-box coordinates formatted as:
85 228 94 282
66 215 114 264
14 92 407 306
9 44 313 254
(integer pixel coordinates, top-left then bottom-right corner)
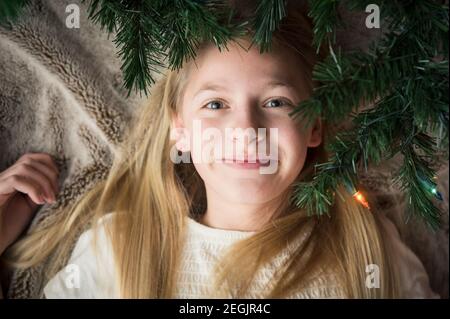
1 2 438 298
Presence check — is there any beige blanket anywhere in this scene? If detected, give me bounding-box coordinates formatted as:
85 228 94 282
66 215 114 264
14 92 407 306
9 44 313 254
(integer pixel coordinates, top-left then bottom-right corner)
0 0 447 298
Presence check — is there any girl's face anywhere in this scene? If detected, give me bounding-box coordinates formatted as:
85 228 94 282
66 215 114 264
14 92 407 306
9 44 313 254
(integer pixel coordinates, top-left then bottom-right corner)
173 40 322 206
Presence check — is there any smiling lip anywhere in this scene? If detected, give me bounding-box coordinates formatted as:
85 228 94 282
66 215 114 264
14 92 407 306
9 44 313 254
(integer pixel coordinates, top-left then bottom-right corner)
219 158 276 169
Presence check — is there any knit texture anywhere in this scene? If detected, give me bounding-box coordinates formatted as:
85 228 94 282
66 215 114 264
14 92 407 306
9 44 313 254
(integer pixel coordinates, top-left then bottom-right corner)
42 213 438 298
43 214 346 298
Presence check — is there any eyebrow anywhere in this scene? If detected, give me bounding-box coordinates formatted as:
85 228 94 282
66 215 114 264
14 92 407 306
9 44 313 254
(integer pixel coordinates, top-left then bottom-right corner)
193 83 228 98
192 80 296 100
266 81 296 89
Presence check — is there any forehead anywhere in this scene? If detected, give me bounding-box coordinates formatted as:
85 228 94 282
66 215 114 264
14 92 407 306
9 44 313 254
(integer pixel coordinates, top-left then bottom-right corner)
184 39 308 93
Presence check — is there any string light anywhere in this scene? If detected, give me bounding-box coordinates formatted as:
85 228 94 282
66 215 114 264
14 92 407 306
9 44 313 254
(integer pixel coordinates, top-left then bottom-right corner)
431 187 443 201
419 173 443 201
353 190 370 209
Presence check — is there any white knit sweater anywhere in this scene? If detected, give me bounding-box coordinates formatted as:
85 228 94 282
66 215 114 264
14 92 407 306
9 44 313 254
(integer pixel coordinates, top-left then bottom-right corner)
43 213 439 299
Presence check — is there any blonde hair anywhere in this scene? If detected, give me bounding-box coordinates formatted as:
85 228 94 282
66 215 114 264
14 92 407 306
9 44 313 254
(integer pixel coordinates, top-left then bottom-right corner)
5 1 400 298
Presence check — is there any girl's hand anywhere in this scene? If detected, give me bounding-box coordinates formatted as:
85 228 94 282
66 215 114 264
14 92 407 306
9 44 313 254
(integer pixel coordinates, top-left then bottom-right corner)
0 153 59 255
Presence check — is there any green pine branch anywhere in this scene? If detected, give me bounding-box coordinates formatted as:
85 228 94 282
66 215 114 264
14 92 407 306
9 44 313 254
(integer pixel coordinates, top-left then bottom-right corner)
82 0 288 95
0 0 29 24
289 47 413 126
307 0 342 52
292 0 448 229
395 144 442 229
83 0 248 95
160 0 246 71
252 0 288 52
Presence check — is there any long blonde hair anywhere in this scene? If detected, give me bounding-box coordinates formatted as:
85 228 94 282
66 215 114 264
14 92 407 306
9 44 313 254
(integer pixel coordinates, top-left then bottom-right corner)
5 1 400 298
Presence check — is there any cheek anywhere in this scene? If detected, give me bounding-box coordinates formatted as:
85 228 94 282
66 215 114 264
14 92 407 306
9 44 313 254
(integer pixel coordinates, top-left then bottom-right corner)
185 118 220 163
277 122 310 175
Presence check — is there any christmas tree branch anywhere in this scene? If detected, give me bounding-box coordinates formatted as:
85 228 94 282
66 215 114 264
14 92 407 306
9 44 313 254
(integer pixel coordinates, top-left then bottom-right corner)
293 0 448 228
307 0 342 52
83 0 251 95
0 0 30 25
395 144 442 229
252 0 288 52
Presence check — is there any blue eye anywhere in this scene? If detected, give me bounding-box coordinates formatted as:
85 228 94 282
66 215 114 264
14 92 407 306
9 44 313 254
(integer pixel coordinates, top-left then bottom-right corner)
264 98 289 108
204 100 224 110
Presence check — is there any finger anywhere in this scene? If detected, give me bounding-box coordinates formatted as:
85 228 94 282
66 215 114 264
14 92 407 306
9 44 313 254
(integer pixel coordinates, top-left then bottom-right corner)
14 153 59 192
0 175 45 205
0 153 59 182
22 164 57 202
18 160 59 196
17 153 59 174
6 164 56 202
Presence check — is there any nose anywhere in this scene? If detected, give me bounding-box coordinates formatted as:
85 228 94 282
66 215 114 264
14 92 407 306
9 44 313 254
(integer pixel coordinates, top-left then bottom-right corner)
225 102 265 145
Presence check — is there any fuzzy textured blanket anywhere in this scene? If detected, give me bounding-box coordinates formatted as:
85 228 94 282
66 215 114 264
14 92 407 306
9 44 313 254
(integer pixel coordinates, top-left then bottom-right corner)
0 0 448 298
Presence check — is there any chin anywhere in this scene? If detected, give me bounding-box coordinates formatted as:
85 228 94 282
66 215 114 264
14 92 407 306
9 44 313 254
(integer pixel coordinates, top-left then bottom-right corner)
220 180 283 204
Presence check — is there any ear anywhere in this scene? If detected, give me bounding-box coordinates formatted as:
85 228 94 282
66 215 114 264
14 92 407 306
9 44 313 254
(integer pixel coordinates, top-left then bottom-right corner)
170 113 190 152
307 117 322 148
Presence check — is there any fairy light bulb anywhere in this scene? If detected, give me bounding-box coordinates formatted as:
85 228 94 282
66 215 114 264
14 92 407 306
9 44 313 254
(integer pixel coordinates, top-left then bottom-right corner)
353 190 370 209
431 187 443 201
